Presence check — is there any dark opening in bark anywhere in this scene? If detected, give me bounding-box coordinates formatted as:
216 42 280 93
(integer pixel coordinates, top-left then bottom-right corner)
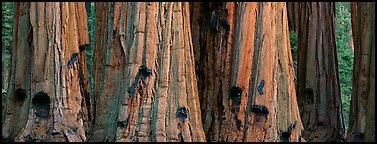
32 91 50 119
280 131 291 142
79 44 89 51
15 88 26 101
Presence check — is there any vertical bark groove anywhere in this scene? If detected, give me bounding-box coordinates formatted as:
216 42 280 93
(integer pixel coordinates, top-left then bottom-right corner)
91 2 205 142
2 2 90 142
297 2 345 142
347 2 375 142
191 2 304 142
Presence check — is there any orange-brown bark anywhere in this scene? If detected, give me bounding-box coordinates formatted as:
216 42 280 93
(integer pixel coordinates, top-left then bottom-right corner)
90 2 206 142
1 2 91 142
191 2 304 142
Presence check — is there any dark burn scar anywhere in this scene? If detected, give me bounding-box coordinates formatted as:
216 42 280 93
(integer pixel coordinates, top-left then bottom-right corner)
230 86 242 105
251 105 269 118
178 132 184 142
230 87 242 114
176 107 188 121
257 80 265 95
280 121 297 142
236 118 242 130
67 53 79 69
128 65 152 101
117 116 130 129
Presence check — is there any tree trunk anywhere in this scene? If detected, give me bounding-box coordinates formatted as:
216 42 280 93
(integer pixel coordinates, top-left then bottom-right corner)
296 2 345 142
287 2 299 33
347 2 375 142
1 2 91 142
89 2 206 142
191 2 304 142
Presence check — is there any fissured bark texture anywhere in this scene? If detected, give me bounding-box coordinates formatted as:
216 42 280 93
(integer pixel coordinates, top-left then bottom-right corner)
347 2 375 142
90 2 206 142
191 2 304 142
2 2 91 142
296 2 345 142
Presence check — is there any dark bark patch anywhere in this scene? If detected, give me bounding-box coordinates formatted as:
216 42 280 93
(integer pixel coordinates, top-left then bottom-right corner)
220 19 230 30
230 87 242 114
117 116 130 129
176 107 188 122
317 121 326 129
24 134 36 142
139 65 152 77
113 29 117 37
280 131 291 142
1 136 12 142
128 65 152 101
288 121 297 132
235 117 242 130
71 127 78 133
178 132 184 142
230 86 242 105
79 71 85 81
305 88 314 104
358 132 364 139
15 88 26 101
67 53 79 69
51 131 60 136
279 121 297 142
257 80 265 95
32 91 50 119
79 44 89 51
251 105 269 118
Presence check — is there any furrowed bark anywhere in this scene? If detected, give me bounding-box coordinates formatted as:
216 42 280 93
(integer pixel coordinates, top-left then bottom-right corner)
191 2 304 142
347 2 375 142
296 2 345 142
90 2 206 142
2 2 90 142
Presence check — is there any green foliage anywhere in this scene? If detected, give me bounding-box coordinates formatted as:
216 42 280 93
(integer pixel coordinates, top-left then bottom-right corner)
2 2 14 89
289 31 298 81
289 31 298 63
335 2 354 132
86 2 95 98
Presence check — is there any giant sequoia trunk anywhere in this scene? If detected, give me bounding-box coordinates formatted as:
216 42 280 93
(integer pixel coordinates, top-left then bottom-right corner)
90 2 206 142
347 2 375 142
296 2 345 142
191 2 304 142
1 2 91 142
287 2 299 33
